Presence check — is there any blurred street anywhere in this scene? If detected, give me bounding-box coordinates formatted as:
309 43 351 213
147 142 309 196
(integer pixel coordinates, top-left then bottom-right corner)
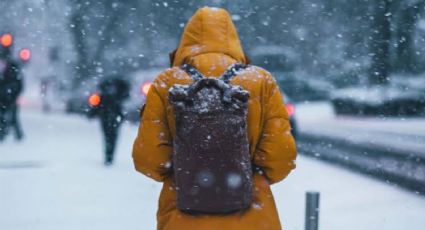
1 108 425 230
297 102 425 156
296 102 425 193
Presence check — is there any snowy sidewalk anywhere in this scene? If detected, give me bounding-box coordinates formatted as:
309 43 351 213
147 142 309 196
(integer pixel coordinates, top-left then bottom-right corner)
1 109 425 230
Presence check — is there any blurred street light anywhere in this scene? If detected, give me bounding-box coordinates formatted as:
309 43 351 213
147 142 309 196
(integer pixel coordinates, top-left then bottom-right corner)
286 103 295 117
0 33 13 47
88 93 101 107
19 48 31 61
141 82 152 96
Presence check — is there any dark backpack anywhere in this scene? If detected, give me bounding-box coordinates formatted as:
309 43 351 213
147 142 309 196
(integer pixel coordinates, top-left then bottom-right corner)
169 63 253 214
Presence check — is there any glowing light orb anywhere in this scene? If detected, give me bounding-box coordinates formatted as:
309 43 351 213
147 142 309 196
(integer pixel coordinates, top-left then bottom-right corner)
141 82 152 96
19 48 31 61
0 33 13 47
88 93 101 107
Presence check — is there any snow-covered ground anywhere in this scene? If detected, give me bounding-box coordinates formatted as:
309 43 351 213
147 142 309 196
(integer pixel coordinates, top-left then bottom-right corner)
1 108 425 230
295 101 425 156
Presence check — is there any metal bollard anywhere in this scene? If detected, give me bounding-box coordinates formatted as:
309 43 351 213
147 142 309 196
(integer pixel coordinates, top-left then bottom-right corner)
305 191 320 230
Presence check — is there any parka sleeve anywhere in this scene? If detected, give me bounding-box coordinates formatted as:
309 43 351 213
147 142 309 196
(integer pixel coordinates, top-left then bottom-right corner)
132 75 173 182
253 73 297 184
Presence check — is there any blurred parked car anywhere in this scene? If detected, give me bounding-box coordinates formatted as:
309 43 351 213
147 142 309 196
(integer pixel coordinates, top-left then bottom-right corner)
331 84 425 117
249 45 331 102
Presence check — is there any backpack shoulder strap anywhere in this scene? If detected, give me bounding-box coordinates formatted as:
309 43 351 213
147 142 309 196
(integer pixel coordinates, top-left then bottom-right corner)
220 63 247 83
180 64 204 81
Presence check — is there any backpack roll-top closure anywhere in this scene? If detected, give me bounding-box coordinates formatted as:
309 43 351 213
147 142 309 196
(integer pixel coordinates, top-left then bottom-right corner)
180 63 247 83
169 63 250 112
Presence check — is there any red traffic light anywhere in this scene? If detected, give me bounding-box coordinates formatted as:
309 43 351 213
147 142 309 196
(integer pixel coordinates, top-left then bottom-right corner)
88 93 101 107
19 48 31 61
141 82 152 96
0 33 13 47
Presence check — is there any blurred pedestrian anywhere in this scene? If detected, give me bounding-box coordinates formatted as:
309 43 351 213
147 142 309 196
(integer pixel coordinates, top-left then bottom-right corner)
88 76 129 165
132 7 297 230
0 45 23 141
40 77 51 113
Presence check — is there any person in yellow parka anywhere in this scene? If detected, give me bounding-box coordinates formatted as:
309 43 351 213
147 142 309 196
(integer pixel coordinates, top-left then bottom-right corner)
132 7 297 230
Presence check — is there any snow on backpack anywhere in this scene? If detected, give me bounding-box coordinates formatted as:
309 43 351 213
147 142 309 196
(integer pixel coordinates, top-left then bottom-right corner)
168 63 253 214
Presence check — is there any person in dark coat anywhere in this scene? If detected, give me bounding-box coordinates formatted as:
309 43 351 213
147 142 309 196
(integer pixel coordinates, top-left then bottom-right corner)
0 46 23 141
88 76 130 165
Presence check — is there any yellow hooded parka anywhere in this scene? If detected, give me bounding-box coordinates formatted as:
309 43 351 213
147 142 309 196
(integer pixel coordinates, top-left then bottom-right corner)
132 7 297 230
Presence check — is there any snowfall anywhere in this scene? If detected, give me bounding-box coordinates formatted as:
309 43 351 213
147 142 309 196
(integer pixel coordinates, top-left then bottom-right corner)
1 103 425 230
